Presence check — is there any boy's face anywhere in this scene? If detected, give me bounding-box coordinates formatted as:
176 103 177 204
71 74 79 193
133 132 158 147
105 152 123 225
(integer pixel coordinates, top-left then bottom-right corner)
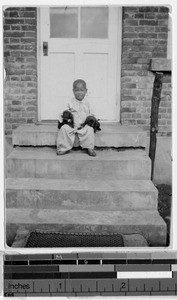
73 83 87 101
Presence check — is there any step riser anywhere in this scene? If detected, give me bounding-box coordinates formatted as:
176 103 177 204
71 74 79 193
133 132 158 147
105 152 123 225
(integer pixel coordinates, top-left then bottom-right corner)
6 221 166 247
6 189 158 211
13 130 147 148
7 159 151 180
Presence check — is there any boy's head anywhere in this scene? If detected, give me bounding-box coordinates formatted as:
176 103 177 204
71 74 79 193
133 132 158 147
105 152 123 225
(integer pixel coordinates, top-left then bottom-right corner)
73 79 87 101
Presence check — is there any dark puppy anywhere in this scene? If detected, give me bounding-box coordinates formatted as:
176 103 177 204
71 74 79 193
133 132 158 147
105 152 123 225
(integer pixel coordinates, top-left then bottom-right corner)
81 115 101 133
58 110 74 129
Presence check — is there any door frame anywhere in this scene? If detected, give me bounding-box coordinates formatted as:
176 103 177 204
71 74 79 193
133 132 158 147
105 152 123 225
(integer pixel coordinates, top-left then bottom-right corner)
37 6 122 122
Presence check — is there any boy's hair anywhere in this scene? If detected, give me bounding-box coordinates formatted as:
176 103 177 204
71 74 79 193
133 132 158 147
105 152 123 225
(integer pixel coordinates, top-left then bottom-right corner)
73 79 87 90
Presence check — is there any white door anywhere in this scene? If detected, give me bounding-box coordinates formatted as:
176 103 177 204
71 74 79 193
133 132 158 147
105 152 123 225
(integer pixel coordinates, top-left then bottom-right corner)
39 6 121 121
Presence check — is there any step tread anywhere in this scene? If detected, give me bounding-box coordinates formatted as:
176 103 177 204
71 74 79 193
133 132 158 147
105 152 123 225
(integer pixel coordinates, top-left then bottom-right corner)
14 123 146 134
6 177 157 192
6 208 165 226
7 148 149 161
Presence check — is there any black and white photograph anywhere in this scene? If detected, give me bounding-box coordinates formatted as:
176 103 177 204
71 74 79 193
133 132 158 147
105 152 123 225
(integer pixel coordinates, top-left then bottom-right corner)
4 4 172 249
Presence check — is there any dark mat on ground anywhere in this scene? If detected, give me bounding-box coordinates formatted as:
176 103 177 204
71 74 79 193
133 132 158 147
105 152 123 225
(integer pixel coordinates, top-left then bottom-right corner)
25 230 124 247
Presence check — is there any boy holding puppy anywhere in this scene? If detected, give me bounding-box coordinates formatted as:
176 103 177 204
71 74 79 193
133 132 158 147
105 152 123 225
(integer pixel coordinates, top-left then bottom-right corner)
57 79 100 157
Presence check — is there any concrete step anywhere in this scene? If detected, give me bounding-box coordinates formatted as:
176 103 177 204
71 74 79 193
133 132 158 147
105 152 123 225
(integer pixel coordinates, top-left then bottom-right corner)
6 178 158 211
6 209 167 246
12 123 147 148
7 148 151 180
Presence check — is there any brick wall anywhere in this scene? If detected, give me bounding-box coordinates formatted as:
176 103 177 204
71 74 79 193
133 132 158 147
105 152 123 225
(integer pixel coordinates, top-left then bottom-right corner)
4 7 37 135
121 6 172 135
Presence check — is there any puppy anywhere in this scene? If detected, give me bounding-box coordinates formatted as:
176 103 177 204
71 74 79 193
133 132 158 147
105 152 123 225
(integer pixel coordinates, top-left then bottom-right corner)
58 110 74 129
81 115 101 133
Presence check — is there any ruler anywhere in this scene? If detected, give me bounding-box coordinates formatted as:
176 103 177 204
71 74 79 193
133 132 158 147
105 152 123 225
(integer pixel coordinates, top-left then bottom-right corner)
4 252 177 296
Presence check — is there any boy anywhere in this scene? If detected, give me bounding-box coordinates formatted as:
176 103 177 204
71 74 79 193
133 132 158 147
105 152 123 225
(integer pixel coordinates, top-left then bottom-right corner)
56 79 97 157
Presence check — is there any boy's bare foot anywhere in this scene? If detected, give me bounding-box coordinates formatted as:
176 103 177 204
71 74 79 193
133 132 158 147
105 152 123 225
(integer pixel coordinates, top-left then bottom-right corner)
57 150 68 155
87 148 96 157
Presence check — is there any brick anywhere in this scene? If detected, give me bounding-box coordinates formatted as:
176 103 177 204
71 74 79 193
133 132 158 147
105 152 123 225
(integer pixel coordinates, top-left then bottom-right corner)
4 11 10 17
144 13 156 19
19 11 36 18
155 26 168 33
122 58 138 64
4 37 10 43
152 51 166 58
133 39 144 45
21 25 36 31
124 7 139 13
10 38 20 43
163 76 171 83
137 119 147 124
158 20 168 26
123 33 139 39
132 113 141 118
4 25 10 30
139 20 158 26
4 31 25 37
25 44 35 51
6 118 26 123
5 18 25 24
156 13 169 19
124 19 139 26
12 100 22 105
25 18 37 25
137 58 150 64
21 51 36 57
25 32 36 37
21 37 36 43
7 106 24 112
121 113 133 118
26 106 37 111
25 100 37 106
10 76 20 81
27 82 37 87
159 7 169 13
122 39 133 46
21 75 36 81
9 11 19 17
139 7 159 13
122 83 137 89
134 13 144 19
158 33 168 39
134 26 155 33
122 96 137 101
138 33 157 39
158 119 167 125
121 107 136 112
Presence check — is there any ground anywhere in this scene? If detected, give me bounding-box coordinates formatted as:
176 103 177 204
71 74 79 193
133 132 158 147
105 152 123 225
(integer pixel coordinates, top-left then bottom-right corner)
156 184 172 246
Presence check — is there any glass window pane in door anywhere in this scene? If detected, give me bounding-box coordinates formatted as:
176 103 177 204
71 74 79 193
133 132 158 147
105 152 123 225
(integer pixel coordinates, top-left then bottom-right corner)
81 7 108 38
50 7 78 38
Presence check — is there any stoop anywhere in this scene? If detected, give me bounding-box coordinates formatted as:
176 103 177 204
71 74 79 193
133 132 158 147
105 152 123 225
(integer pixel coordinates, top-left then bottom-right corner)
6 124 167 247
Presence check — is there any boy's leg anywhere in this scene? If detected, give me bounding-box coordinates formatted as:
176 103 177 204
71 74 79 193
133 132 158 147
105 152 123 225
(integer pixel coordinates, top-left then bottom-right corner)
77 125 96 156
56 124 76 154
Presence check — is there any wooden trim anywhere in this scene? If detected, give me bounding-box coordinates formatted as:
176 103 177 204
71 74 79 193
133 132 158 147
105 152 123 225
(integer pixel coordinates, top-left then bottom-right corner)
150 59 171 72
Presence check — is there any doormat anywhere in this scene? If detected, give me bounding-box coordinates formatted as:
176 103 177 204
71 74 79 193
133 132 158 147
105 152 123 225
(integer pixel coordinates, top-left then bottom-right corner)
25 230 124 247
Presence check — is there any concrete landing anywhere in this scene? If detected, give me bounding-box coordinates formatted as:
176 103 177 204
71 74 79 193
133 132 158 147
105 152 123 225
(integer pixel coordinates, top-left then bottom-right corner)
12 123 147 148
7 148 151 180
6 178 158 211
6 209 167 246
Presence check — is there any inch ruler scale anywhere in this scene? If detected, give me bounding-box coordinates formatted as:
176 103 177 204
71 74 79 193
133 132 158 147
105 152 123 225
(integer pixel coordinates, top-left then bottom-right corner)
4 252 177 297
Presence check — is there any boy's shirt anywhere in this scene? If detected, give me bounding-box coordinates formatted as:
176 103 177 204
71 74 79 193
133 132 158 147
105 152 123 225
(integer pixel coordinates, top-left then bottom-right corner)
59 97 95 128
